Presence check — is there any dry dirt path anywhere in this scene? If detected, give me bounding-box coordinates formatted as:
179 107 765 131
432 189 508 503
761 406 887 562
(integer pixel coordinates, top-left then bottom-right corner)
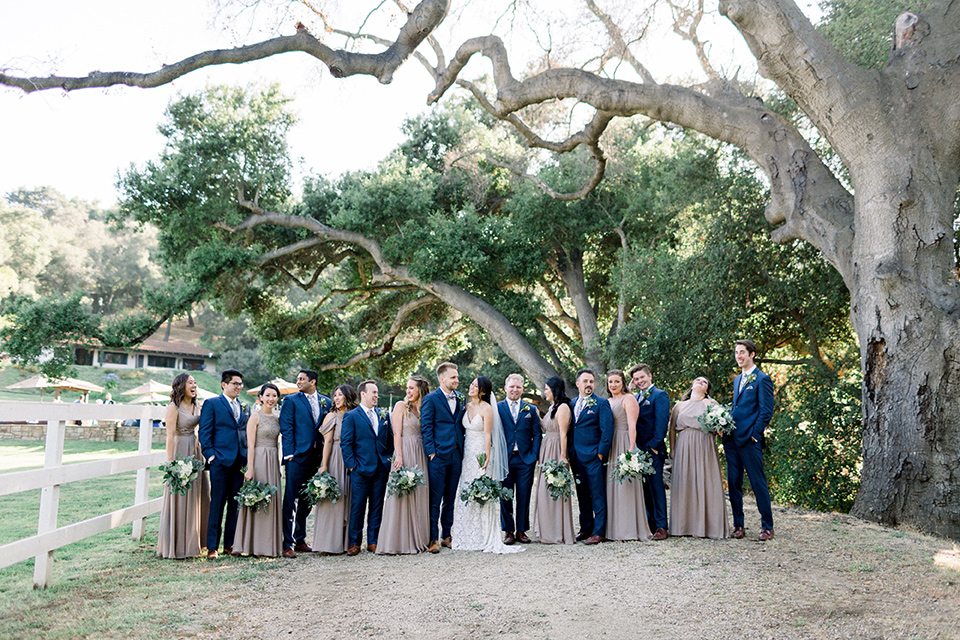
189 501 960 640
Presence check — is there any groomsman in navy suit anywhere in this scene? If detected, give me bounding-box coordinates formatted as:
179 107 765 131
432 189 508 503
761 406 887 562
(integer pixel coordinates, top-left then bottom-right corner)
340 380 393 555
278 369 331 557
630 363 670 540
726 339 775 541
198 369 248 559
498 373 542 545
420 362 466 553
570 369 613 544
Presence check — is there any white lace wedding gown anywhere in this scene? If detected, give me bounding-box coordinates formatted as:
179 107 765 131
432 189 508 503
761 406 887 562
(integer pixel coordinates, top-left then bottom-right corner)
452 411 523 554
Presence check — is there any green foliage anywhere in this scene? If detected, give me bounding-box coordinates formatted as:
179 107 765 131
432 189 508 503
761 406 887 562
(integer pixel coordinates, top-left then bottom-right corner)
818 0 922 69
0 293 97 378
768 354 864 512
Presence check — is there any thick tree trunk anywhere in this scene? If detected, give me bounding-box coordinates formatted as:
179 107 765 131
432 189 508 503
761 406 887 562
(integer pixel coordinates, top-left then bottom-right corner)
559 249 607 376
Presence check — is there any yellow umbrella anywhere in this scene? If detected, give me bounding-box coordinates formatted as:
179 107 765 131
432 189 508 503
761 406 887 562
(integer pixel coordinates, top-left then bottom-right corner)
121 380 173 396
246 378 299 395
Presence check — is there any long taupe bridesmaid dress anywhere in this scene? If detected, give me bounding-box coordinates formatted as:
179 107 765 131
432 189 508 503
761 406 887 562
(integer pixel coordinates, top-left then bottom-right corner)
605 396 652 541
377 409 431 554
532 410 575 544
235 410 283 556
669 400 730 539
312 413 351 554
157 402 210 558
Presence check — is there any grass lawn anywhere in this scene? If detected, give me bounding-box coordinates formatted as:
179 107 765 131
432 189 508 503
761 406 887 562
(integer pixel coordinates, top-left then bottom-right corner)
0 440 282 639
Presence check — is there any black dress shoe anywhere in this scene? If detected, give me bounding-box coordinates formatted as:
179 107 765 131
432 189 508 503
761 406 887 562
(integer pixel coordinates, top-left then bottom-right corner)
503 532 515 545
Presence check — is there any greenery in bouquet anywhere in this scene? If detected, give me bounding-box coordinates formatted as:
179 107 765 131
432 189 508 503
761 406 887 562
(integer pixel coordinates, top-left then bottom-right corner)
540 459 577 501
612 449 655 484
301 470 342 505
459 474 514 505
698 402 737 436
387 464 426 497
235 480 277 513
158 455 205 496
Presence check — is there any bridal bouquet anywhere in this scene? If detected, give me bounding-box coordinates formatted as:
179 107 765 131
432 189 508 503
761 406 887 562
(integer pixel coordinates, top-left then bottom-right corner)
698 403 736 436
158 455 205 495
459 475 514 506
387 464 425 498
611 449 655 484
301 470 342 505
235 480 277 513
540 459 577 501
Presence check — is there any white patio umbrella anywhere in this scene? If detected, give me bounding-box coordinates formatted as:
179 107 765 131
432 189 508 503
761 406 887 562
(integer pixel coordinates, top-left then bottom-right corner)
121 380 173 396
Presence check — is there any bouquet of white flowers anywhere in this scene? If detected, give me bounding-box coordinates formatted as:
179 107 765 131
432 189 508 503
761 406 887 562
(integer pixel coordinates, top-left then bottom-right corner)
158 455 205 495
301 470 342 505
698 403 736 436
611 449 655 484
459 475 514 506
540 459 577 501
387 464 426 498
235 480 277 513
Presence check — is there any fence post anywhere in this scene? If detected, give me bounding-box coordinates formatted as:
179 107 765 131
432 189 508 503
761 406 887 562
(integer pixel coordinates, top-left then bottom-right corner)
33 414 65 589
131 404 154 541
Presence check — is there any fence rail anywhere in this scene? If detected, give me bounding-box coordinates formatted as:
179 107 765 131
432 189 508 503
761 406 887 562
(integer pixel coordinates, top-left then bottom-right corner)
0 401 167 588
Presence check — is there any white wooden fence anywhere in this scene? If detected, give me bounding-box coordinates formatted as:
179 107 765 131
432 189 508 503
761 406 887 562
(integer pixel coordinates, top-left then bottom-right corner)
0 401 167 588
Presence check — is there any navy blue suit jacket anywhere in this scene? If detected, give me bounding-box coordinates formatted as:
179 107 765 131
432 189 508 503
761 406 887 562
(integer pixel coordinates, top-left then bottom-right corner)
198 394 249 467
497 399 543 466
571 393 613 461
279 391 330 460
729 368 774 447
420 388 465 458
340 405 393 476
636 386 670 457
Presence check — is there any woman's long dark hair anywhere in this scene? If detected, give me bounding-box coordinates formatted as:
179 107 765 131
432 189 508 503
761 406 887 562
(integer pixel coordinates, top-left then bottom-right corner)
170 373 194 407
680 377 713 401
407 376 430 416
335 384 358 412
545 376 570 420
476 376 493 405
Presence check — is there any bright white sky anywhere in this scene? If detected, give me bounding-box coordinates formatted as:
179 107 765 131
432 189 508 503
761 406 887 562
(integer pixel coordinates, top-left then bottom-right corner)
0 0 821 206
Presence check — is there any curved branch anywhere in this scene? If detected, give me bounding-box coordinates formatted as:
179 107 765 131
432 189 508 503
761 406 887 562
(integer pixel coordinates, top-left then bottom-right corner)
583 0 656 83
0 0 450 92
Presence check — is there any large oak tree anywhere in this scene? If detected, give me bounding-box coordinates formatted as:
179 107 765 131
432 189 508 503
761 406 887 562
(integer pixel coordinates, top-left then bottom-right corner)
2 0 958 537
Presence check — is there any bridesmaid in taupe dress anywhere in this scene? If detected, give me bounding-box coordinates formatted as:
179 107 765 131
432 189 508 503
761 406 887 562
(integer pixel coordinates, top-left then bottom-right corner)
532 376 575 544
234 383 283 557
157 373 210 559
669 376 730 539
378 376 431 554
312 384 356 554
605 370 652 542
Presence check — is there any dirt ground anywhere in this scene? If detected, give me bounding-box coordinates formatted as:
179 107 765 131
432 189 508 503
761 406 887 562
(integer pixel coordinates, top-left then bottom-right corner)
188 498 960 640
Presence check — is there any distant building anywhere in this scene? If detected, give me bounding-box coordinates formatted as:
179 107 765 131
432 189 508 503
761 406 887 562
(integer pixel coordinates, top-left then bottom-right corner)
73 339 216 372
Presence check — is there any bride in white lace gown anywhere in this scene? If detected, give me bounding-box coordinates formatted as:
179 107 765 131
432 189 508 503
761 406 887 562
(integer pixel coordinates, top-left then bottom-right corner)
452 376 523 554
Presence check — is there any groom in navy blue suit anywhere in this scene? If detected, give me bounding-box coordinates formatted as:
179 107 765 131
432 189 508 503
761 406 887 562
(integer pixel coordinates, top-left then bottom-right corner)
340 380 393 555
420 361 465 553
498 373 542 544
198 369 248 558
630 363 670 540
725 339 775 541
570 369 613 545
278 369 331 557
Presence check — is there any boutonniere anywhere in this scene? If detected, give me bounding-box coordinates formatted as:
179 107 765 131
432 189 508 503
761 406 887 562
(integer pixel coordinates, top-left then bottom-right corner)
453 391 465 403
639 388 651 401
240 401 249 413
745 373 757 385
583 397 597 409
319 397 330 410
376 408 389 421
521 403 532 414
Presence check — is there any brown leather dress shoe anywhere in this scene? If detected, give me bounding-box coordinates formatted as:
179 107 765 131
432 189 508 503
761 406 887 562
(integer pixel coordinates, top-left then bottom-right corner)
222 546 233 556
575 531 591 542
346 545 361 556
282 547 297 558
503 532 515 545
515 531 532 544
758 528 775 541
428 540 441 554
583 535 605 545
441 537 452 548
651 527 669 540
731 526 745 539
294 543 313 553
206 549 219 559
367 544 377 553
